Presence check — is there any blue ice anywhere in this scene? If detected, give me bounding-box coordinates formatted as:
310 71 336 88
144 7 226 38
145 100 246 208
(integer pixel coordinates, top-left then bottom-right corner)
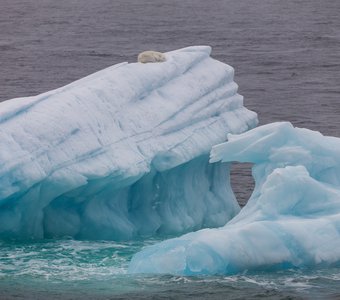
129 122 340 275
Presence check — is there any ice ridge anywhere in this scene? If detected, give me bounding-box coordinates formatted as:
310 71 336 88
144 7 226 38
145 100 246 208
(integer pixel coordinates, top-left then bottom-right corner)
0 46 257 239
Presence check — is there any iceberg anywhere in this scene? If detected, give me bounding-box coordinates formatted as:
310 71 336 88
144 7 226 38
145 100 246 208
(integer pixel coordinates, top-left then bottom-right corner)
0 46 258 240
129 122 340 275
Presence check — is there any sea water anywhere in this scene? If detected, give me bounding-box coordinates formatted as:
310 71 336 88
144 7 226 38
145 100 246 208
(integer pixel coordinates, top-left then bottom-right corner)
1 238 340 299
0 0 340 298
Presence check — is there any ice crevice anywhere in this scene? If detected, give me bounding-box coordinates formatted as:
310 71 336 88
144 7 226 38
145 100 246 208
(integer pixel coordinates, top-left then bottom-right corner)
0 46 257 239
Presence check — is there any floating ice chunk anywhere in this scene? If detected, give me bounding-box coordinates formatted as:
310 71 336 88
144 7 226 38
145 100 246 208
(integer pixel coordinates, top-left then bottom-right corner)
0 46 257 239
129 122 340 274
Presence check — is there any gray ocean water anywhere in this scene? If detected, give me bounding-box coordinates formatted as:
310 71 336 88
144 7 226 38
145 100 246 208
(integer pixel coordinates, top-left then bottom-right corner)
1 0 340 299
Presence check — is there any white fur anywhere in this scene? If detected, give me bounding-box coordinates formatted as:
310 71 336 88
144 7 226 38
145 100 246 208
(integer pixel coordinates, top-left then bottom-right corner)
138 51 166 63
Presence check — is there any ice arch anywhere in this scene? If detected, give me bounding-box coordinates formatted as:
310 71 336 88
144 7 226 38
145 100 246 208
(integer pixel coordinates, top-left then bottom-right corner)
129 122 340 275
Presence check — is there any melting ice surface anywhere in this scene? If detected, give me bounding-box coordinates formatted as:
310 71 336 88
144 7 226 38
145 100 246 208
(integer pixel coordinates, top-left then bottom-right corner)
129 122 340 275
0 46 257 240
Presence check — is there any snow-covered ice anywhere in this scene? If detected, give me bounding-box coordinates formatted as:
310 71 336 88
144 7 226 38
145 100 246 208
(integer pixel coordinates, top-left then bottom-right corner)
0 46 257 239
129 122 340 275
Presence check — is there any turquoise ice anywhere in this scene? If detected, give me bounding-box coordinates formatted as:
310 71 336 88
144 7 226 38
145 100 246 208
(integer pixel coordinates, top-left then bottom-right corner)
129 122 340 275
0 46 257 240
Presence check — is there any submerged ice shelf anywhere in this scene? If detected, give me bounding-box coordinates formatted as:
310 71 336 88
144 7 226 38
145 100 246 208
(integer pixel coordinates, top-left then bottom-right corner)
129 122 340 275
0 46 258 240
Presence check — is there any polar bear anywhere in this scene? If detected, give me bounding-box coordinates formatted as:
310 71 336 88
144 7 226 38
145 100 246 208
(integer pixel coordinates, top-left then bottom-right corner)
137 51 166 63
